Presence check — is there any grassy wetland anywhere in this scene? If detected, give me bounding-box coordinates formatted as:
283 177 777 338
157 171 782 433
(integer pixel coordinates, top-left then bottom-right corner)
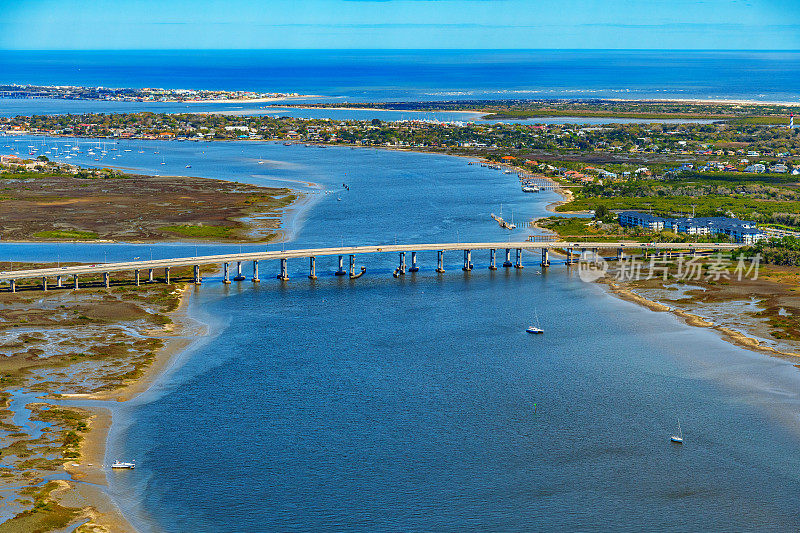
0 166 296 243
0 263 218 532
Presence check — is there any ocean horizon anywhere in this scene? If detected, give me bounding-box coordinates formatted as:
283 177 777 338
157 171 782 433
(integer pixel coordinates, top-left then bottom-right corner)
2 49 800 103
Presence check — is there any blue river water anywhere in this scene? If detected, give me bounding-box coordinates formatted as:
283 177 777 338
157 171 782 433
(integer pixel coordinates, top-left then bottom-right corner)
3 137 800 531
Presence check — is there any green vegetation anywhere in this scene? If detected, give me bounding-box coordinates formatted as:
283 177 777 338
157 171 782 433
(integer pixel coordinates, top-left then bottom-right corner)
31 230 99 240
160 224 233 239
481 109 721 120
740 237 800 266
538 215 729 243
670 170 798 184
560 195 800 220
0 482 80 533
560 173 800 231
730 116 791 126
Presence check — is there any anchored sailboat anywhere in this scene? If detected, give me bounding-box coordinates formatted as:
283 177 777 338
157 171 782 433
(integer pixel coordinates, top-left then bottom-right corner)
526 310 544 334
670 419 683 443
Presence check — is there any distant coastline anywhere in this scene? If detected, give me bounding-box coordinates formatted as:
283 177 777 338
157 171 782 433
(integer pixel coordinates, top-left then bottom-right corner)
0 84 317 104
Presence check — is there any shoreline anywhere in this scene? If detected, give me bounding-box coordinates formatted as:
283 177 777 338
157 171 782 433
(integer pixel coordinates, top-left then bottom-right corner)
602 279 800 360
55 283 208 531
545 184 578 214
267 105 483 117
608 97 800 107
185 95 322 104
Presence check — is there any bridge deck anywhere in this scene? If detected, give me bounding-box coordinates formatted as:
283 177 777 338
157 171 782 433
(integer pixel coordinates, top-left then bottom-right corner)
0 241 741 282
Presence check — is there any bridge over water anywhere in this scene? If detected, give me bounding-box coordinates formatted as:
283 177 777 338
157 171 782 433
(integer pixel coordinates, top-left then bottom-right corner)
1 241 742 292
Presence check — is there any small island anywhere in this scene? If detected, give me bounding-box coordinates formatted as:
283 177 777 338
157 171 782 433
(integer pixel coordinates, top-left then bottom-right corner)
0 159 296 242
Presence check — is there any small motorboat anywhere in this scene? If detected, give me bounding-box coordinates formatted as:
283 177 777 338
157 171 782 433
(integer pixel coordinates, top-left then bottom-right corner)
111 460 136 469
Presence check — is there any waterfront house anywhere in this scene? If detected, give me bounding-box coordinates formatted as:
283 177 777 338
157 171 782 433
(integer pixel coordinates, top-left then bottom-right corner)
745 163 766 173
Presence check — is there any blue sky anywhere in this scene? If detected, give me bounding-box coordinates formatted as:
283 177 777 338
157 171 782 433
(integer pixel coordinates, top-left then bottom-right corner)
1 0 798 50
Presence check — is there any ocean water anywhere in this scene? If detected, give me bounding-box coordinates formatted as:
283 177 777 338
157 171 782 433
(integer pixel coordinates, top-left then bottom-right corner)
4 137 795 531
1 49 800 103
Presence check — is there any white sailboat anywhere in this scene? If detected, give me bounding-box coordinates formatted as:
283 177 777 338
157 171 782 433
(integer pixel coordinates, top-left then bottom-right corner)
670 419 683 443
526 310 544 334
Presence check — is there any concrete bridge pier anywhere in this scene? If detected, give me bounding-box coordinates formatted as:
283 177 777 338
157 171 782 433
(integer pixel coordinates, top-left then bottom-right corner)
308 257 317 279
515 248 524 269
463 249 473 271
592 248 599 263
223 262 231 284
73 276 78 290
335 255 346 276
409 251 419 273
398 252 407 274
135 269 140 286
233 261 246 281
436 251 445 273
252 260 260 282
503 248 513 268
41 277 47 291
56 276 62 288
9 280 15 293
349 255 356 277
278 258 289 281
617 248 625 261
565 248 574 265
193 265 201 285
148 268 154 283
541 248 550 267
489 249 497 270
164 267 171 284
103 272 109 288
